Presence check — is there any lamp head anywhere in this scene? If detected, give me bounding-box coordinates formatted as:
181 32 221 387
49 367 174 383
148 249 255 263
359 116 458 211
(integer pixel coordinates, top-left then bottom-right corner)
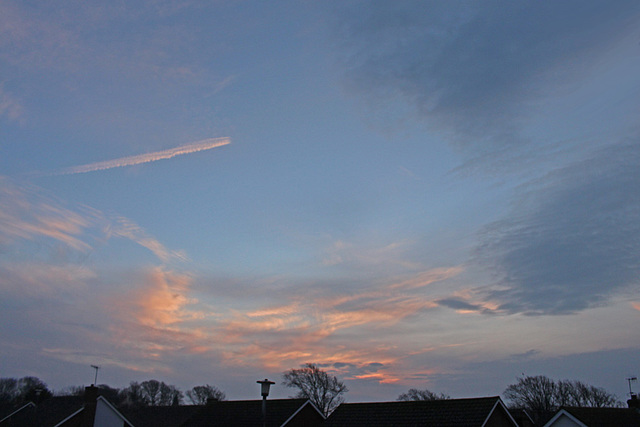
257 379 275 397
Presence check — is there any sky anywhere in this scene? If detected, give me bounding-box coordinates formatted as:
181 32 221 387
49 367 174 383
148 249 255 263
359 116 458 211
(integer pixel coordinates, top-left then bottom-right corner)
1 0 639 403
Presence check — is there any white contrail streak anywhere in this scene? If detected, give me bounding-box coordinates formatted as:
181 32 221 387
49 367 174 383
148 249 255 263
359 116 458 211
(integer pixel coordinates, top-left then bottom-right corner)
51 137 230 176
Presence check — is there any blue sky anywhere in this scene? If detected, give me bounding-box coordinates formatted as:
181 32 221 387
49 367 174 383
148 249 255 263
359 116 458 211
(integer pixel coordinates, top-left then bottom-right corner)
1 0 639 403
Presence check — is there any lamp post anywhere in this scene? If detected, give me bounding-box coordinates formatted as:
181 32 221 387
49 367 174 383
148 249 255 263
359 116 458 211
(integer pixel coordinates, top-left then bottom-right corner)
257 379 275 427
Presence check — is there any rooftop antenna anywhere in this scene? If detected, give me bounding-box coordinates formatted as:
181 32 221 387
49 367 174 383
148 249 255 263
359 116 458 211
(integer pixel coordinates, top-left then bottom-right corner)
91 365 100 386
627 376 637 397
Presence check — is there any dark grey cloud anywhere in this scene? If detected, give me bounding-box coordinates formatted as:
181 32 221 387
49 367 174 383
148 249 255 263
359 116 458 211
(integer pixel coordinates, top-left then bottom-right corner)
477 141 640 314
338 2 640 316
339 0 639 155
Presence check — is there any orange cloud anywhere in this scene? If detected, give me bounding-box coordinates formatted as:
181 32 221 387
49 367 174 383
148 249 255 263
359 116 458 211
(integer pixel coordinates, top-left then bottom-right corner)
351 372 400 384
130 268 195 327
98 267 220 372
214 290 440 350
318 297 438 335
200 267 466 374
40 261 467 384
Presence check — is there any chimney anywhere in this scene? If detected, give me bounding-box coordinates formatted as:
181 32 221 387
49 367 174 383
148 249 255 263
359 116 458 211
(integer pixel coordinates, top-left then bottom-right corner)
81 386 99 427
84 386 99 404
628 393 639 410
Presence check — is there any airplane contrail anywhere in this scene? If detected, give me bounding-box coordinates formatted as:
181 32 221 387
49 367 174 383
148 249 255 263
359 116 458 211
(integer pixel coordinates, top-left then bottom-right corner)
48 137 230 176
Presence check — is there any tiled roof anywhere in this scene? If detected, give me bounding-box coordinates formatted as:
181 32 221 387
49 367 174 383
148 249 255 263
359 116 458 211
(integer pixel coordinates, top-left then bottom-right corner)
0 403 31 422
560 407 640 427
181 398 313 427
324 396 511 427
121 404 204 427
0 396 83 426
508 407 535 427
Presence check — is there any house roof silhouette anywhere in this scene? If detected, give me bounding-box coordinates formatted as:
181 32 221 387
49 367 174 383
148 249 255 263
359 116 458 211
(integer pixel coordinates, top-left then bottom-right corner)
181 398 324 427
324 396 518 427
0 391 133 427
543 406 640 427
120 404 203 427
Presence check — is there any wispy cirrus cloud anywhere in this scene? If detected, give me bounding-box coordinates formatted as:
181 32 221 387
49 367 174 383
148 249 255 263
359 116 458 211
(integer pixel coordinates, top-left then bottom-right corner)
0 176 184 262
322 239 422 271
220 267 460 334
202 266 463 373
0 178 203 378
0 177 95 250
40 137 230 176
107 216 187 262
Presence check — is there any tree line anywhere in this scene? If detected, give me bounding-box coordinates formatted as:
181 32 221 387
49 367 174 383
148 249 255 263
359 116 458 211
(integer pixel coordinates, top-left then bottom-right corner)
1 369 623 421
394 375 623 424
0 377 53 404
503 375 624 423
0 365 345 416
282 366 624 420
0 377 225 407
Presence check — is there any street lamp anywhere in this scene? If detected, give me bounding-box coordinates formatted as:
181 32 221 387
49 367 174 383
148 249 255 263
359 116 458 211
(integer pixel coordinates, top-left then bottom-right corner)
628 377 637 396
257 379 275 427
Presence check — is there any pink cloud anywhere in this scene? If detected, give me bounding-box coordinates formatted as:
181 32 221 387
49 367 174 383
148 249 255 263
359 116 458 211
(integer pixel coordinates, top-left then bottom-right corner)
196 267 465 378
